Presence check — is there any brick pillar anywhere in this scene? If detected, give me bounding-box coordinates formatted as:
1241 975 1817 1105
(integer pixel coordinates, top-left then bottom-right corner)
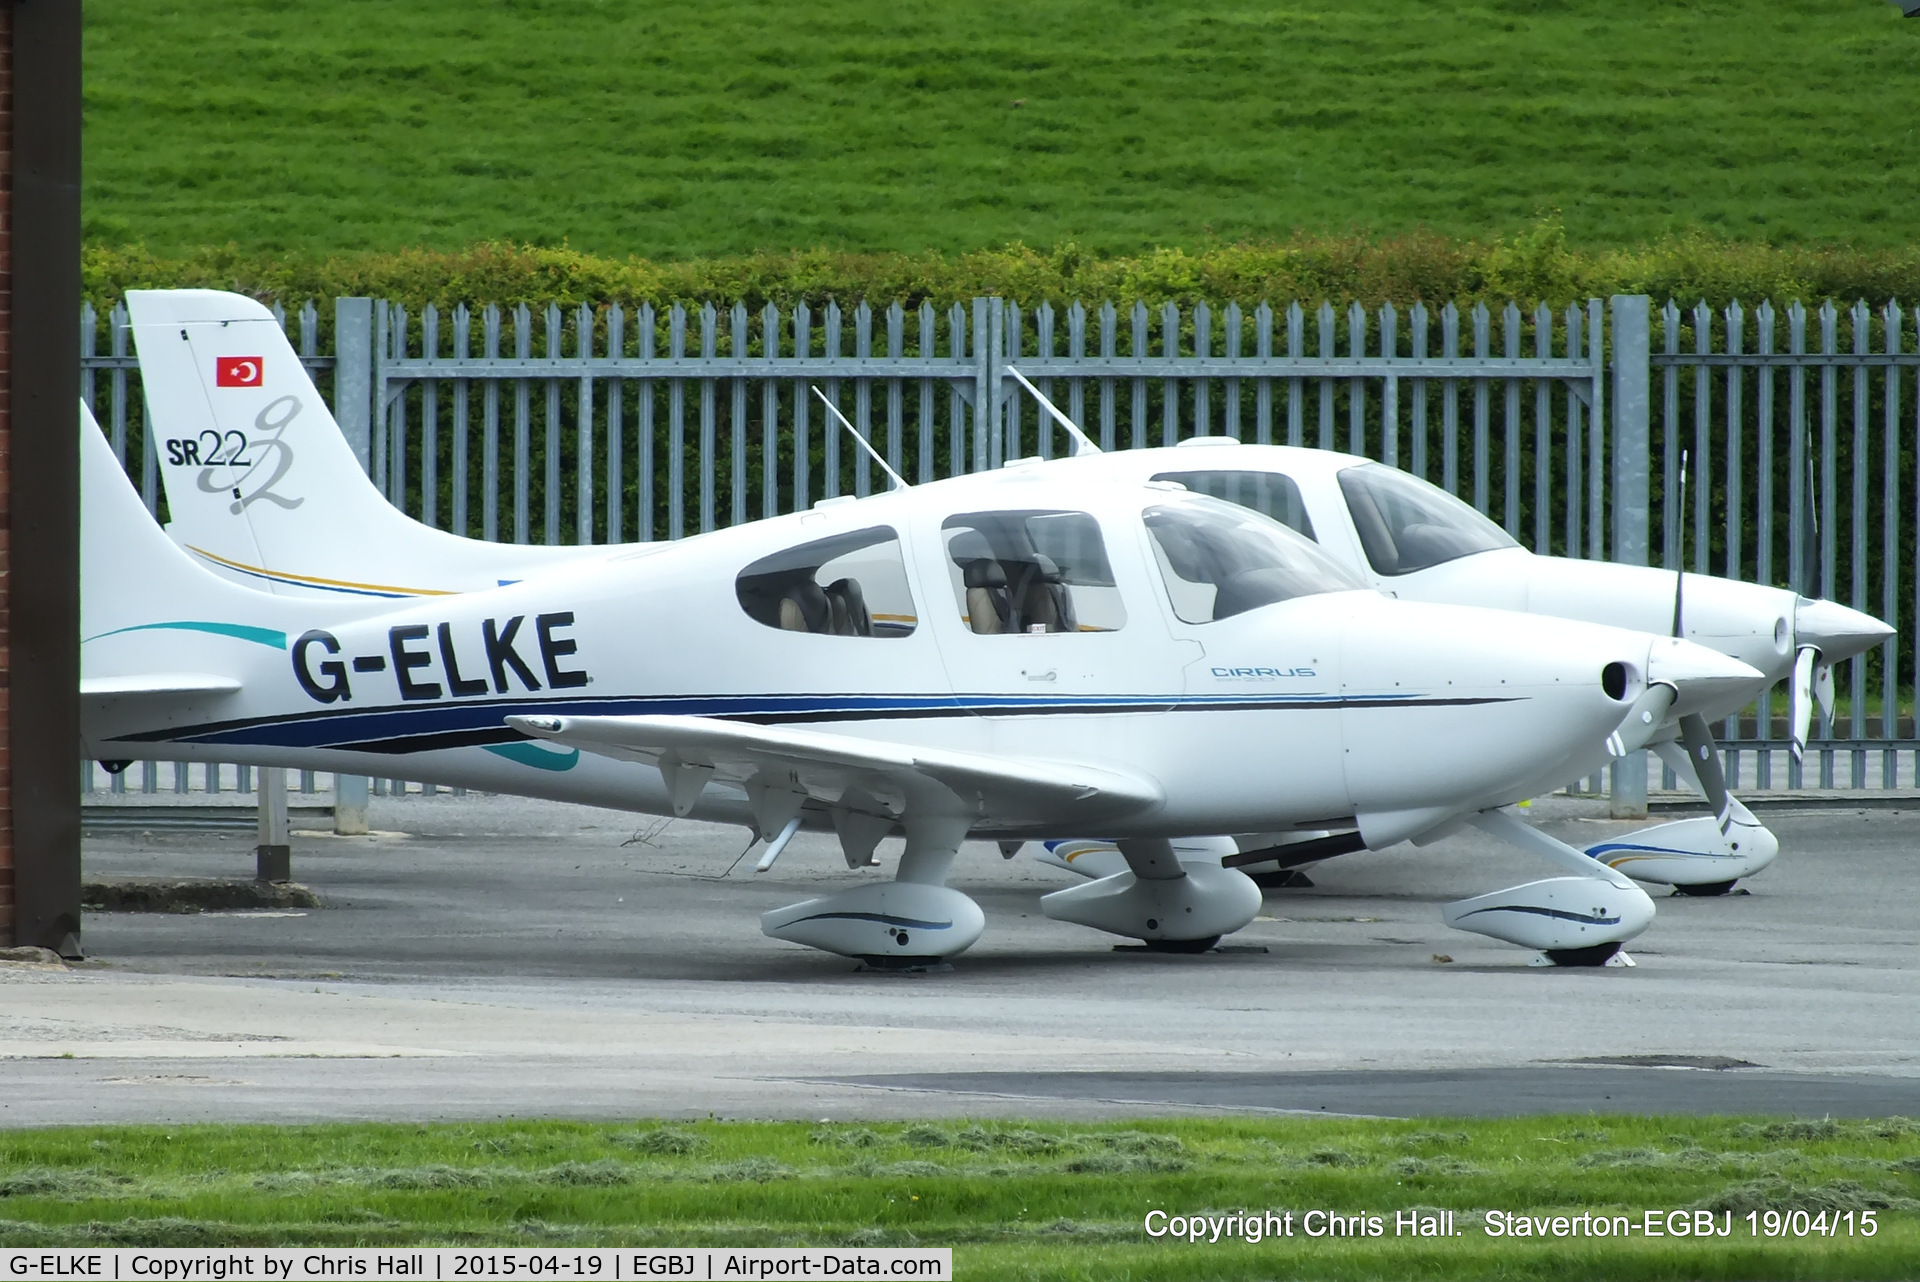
0 1 16 943
5 0 81 955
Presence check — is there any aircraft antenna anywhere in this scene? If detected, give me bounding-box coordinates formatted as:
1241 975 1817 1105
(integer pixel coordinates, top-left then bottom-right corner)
1005 367 1101 456
1671 448 1689 638
811 386 910 490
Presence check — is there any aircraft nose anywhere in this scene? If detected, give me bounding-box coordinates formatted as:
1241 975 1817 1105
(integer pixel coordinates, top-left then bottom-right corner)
1643 636 1767 719
1795 597 1896 665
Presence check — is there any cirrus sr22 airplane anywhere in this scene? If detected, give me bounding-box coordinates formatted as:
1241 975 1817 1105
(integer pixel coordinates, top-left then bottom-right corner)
80 397 1772 968
112 290 1858 961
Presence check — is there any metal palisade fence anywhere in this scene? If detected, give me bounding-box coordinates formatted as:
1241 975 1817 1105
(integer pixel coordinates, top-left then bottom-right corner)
81 293 1919 797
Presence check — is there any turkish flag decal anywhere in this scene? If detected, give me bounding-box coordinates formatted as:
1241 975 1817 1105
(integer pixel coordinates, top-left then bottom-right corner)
216 356 264 388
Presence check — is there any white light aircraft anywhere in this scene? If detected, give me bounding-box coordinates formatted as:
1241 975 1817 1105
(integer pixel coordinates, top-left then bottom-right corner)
126 289 1858 905
997 367 1890 897
81 387 1766 967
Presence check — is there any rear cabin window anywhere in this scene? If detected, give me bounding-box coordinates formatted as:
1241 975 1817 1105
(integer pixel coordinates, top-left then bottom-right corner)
941 510 1125 634
1150 469 1317 541
736 526 917 638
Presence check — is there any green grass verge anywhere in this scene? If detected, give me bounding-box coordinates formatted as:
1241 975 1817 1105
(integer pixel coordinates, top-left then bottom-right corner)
2 1117 1917 1279
84 1 1919 259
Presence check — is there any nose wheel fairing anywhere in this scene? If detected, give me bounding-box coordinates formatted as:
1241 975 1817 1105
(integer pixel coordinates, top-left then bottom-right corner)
1583 730 1781 889
1443 875 1656 954
1453 808 1658 964
1584 811 1778 886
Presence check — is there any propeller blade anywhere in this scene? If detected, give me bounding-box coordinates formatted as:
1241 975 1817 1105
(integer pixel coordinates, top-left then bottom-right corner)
1606 683 1676 758
1796 443 1820 599
1677 713 1733 833
1813 658 1836 723
1790 645 1817 762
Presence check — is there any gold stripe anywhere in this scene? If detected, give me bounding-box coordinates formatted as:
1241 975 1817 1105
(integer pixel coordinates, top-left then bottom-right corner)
186 545 456 597
1600 853 1700 867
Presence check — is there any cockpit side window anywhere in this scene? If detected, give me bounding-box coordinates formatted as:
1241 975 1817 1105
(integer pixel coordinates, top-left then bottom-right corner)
736 526 917 638
1337 463 1518 576
1144 497 1362 624
1150 469 1316 541
941 510 1125 634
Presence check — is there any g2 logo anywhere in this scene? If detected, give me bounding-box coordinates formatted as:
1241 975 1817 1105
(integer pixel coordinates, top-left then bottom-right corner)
189 394 305 514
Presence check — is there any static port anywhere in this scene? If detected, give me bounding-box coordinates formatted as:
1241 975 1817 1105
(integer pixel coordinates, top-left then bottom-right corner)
1601 662 1628 701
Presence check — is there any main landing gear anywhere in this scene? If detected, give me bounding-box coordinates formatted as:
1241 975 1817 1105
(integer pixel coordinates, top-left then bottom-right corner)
1027 835 1263 949
760 813 984 966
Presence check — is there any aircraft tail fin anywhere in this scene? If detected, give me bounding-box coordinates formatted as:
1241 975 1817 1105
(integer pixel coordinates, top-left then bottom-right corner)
125 289 423 594
126 288 601 600
82 399 370 737
84 398 262 639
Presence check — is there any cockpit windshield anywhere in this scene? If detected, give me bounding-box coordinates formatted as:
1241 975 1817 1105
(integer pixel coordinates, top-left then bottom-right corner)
1149 469 1316 540
1337 464 1518 576
1144 497 1363 624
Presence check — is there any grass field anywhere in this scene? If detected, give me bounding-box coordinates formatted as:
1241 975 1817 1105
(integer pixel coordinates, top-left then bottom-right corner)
2 1117 1917 1278
83 1 1919 259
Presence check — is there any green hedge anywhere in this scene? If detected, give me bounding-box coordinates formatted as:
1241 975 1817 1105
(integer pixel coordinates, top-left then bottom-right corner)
83 221 1920 313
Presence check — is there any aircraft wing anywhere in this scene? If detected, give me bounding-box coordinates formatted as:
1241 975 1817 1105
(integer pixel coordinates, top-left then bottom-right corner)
506 712 1162 828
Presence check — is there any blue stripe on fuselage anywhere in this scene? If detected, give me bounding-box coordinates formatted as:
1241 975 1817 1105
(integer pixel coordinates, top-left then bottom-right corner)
111 690 1520 756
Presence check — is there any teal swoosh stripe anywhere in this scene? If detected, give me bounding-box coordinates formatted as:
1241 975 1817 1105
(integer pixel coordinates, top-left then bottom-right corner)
483 741 580 772
84 621 288 650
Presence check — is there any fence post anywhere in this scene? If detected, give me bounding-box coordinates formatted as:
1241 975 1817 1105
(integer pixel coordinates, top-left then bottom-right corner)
331 299 375 820
256 766 291 882
1609 294 1653 818
971 298 992 474
334 298 375 474
333 772 369 836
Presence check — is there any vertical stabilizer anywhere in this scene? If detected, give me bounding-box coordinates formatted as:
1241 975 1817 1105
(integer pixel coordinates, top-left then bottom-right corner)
80 402 385 747
127 289 604 598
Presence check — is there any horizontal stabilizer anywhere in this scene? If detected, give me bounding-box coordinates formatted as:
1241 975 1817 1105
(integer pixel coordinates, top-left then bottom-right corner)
82 673 243 699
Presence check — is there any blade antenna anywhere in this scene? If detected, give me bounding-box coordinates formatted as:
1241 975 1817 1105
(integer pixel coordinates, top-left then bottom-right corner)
1671 448 1689 638
811 386 910 490
1005 367 1101 456
1802 438 1820 599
